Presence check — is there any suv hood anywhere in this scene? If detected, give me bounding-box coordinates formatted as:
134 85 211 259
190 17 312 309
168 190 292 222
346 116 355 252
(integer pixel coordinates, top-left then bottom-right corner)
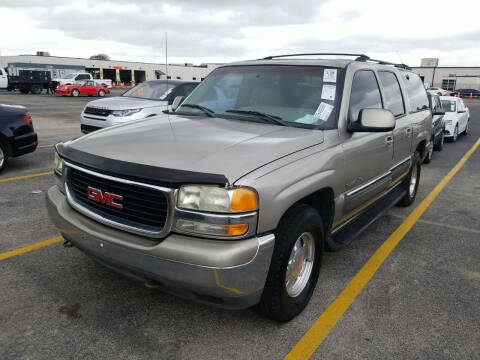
86 96 168 110
67 114 324 183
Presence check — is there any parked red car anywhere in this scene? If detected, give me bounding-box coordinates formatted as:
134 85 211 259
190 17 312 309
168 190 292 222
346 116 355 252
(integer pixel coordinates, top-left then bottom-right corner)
55 80 109 97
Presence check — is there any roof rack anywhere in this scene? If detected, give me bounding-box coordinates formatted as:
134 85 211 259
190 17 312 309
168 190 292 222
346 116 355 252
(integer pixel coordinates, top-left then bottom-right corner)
261 53 411 70
262 53 370 61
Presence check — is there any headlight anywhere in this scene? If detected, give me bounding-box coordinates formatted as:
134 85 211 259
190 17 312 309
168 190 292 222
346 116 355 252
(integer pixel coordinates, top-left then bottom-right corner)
177 185 258 213
54 150 64 175
111 108 142 117
175 185 258 238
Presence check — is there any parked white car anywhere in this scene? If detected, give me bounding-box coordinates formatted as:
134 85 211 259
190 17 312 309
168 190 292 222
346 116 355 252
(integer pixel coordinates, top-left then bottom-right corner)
52 73 112 88
80 80 198 133
428 87 449 96
440 96 470 141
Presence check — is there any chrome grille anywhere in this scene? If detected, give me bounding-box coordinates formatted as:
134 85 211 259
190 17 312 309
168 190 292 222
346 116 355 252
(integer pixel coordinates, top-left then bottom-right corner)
66 164 170 236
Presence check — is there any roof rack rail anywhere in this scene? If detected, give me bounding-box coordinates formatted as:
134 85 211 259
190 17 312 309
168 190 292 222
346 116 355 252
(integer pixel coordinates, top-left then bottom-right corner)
261 53 411 69
262 53 370 61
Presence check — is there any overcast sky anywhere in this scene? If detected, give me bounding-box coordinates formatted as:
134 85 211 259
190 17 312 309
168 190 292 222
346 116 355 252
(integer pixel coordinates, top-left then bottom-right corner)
1 0 480 66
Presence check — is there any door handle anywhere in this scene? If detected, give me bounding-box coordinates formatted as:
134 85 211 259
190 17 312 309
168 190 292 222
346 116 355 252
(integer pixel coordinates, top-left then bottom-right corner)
405 128 412 137
385 136 393 147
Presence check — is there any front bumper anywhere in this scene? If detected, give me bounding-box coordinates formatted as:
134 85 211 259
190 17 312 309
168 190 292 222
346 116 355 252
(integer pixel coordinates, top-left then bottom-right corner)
46 185 275 309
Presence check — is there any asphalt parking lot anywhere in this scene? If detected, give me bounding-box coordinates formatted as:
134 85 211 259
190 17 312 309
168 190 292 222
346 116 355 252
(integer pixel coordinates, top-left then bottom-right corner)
1 91 479 359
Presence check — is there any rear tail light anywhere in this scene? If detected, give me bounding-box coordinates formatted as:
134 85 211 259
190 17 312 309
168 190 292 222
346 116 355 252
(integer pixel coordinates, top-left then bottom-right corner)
21 114 32 125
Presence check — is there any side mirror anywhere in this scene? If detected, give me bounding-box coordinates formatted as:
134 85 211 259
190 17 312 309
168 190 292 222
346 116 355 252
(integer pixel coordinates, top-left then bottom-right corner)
171 96 184 111
348 108 395 132
458 109 466 113
433 108 445 115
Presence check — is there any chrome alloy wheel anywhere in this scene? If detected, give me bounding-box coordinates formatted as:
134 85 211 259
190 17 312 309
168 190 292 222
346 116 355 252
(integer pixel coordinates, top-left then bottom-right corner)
409 163 418 197
285 232 315 298
0 146 4 169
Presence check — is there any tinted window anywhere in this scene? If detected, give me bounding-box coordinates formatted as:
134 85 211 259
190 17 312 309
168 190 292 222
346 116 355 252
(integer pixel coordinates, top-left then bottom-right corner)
378 71 405 117
122 81 176 100
349 70 383 121
175 83 197 98
403 73 429 112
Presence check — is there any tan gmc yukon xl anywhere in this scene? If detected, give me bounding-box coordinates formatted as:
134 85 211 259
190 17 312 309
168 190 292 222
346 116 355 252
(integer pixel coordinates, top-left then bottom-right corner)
47 53 432 322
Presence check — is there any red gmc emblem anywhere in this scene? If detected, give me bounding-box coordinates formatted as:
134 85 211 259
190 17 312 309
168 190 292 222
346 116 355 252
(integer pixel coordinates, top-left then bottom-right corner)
86 186 123 209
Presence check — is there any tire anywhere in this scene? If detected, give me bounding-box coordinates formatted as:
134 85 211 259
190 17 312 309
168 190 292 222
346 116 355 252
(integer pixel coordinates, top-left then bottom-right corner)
463 119 470 135
0 141 8 173
423 140 433 164
451 124 459 142
433 130 444 151
98 90 105 97
20 88 29 94
258 203 324 322
30 84 42 94
397 152 421 207
71 89 80 97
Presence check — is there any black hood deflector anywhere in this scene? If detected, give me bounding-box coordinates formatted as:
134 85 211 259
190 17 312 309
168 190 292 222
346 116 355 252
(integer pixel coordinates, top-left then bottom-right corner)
56 143 229 188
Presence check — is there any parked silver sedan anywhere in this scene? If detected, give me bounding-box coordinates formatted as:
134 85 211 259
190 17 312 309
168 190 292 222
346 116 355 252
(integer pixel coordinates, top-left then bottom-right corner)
80 80 198 133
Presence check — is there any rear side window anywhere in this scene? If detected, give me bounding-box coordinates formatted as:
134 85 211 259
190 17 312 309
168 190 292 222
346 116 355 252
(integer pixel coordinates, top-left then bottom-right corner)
349 70 383 121
378 71 405 117
403 73 429 112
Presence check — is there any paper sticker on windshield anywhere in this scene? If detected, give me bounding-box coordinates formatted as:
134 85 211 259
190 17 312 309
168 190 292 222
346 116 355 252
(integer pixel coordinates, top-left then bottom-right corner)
321 84 336 101
314 102 334 121
323 69 337 83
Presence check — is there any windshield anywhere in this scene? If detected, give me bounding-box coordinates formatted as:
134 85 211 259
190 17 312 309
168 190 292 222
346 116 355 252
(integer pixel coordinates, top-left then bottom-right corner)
122 81 175 100
177 65 342 128
64 73 76 79
441 100 456 112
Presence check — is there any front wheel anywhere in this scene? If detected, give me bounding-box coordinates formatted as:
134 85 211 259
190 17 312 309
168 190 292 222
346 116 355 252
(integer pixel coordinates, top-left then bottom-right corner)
98 89 105 97
71 89 80 97
258 203 324 322
463 119 470 135
452 125 459 142
397 152 421 207
0 142 9 173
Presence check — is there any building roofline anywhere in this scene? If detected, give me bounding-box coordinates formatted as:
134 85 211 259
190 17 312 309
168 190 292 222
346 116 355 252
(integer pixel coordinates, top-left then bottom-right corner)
4 54 218 68
413 66 480 69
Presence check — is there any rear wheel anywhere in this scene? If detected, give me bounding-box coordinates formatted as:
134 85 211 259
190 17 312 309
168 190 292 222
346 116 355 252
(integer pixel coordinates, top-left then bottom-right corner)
397 152 421 207
423 140 433 164
0 142 8 173
20 88 29 94
98 89 106 97
30 84 42 94
433 130 444 151
71 89 80 97
258 203 324 322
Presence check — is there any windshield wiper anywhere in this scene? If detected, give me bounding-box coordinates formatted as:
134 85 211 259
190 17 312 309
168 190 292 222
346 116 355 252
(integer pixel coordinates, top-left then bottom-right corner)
179 104 216 117
225 109 287 126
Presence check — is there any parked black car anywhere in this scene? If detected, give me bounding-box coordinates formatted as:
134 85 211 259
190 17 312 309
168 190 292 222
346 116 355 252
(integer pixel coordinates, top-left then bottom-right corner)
450 88 480 98
425 93 446 163
0 104 38 172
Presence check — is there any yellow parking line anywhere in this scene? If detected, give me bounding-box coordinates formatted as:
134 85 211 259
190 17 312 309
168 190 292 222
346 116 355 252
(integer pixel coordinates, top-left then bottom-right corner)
0 171 53 183
0 236 63 261
38 144 54 149
285 137 480 360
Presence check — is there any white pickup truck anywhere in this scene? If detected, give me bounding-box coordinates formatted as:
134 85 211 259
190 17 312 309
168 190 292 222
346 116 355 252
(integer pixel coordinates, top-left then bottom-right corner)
52 73 112 88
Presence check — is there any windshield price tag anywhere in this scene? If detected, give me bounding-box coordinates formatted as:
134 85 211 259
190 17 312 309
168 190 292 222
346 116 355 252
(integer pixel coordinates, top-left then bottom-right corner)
323 69 337 83
314 102 334 121
321 84 336 101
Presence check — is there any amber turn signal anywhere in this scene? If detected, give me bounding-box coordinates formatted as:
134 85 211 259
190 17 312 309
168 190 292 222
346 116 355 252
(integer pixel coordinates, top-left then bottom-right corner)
230 188 258 212
227 224 249 236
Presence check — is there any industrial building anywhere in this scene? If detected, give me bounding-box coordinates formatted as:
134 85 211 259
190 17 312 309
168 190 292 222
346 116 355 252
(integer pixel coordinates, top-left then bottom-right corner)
412 58 480 91
0 53 221 85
